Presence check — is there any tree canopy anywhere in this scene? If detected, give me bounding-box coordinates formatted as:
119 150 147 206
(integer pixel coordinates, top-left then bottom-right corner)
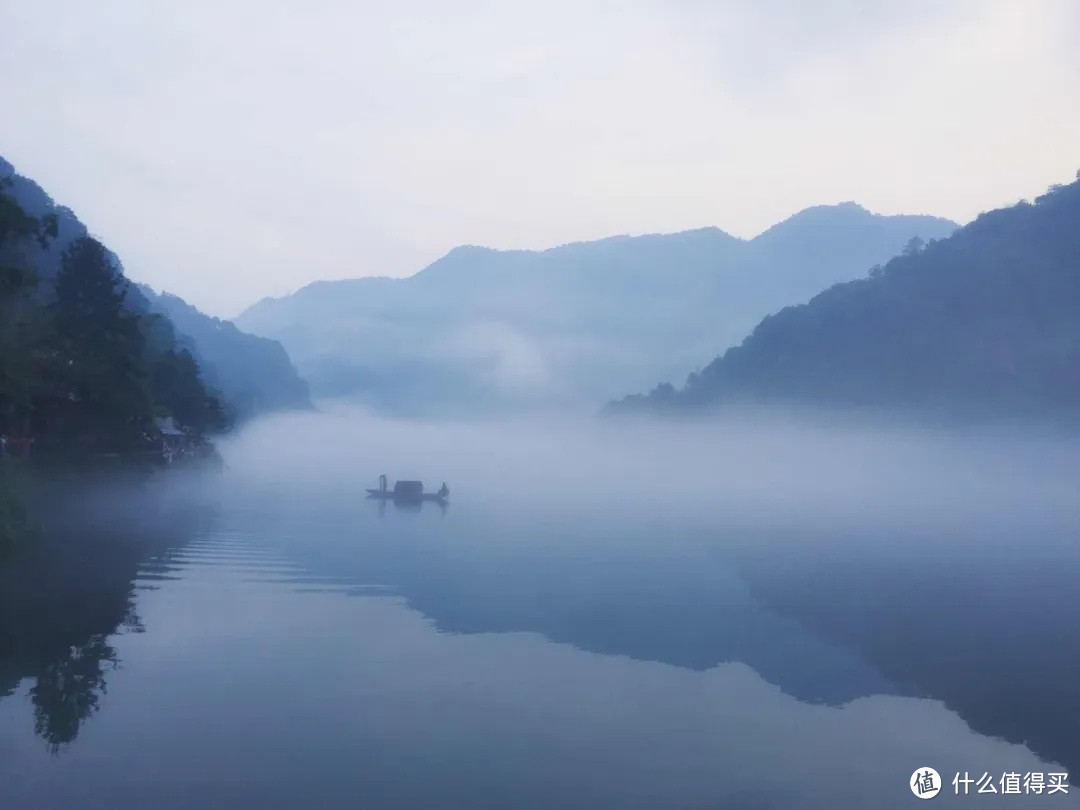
0 185 225 457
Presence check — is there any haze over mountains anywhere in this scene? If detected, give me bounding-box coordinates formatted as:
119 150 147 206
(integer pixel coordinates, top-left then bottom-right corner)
237 205 955 415
138 288 311 421
614 174 1080 422
0 156 311 423
15 144 1074 428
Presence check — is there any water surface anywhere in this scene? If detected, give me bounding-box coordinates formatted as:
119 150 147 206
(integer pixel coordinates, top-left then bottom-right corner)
2 412 1078 808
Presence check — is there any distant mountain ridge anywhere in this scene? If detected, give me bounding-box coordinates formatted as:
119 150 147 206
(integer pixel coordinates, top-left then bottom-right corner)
612 174 1080 421
0 156 311 421
238 205 955 414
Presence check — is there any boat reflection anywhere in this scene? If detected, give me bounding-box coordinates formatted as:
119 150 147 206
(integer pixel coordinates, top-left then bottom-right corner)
376 497 448 516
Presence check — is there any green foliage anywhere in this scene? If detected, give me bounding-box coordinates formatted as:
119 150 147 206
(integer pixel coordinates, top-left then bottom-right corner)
151 348 227 435
42 237 155 447
0 178 53 249
0 185 225 459
142 288 309 420
902 235 925 255
0 187 50 437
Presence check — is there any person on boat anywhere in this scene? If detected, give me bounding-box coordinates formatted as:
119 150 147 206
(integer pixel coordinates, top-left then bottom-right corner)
438 482 449 499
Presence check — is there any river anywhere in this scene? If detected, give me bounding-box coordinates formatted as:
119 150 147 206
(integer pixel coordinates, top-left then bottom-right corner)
1 409 1078 808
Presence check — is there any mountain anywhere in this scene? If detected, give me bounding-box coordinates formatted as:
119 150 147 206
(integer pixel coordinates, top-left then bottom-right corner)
2 174 224 454
612 175 1080 421
138 288 310 420
0 157 88 283
0 156 310 422
237 207 955 414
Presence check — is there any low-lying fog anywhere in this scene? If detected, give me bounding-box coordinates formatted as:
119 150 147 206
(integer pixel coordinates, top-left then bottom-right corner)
219 405 1080 543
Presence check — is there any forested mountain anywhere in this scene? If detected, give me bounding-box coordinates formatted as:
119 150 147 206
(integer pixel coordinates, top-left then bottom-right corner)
0 157 310 426
138 288 310 420
612 175 1080 421
0 184 223 454
236 206 954 414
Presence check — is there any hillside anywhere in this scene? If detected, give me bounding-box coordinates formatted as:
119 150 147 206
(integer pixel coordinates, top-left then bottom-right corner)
139 288 310 420
1 178 222 459
612 175 1080 421
237 208 955 414
0 156 310 422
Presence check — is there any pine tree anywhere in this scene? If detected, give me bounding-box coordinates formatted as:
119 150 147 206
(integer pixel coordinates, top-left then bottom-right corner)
49 237 153 448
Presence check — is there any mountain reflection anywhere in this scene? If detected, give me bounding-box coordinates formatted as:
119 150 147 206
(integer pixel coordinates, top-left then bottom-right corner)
732 524 1080 777
246 496 1080 777
2 470 1077 785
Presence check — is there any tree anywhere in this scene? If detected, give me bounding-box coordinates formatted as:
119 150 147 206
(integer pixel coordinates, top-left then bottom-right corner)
151 348 227 435
1 180 226 461
0 186 53 436
53 238 132 338
0 179 56 250
48 237 153 447
902 236 925 256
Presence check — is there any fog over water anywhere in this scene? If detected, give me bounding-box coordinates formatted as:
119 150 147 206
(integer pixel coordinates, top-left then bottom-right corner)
3 408 1079 808
225 406 1080 537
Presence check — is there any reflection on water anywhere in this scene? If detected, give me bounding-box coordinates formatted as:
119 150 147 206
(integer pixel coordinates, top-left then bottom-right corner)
1 418 1079 808
374 497 448 517
0 481 211 754
734 526 1080 782
29 634 117 753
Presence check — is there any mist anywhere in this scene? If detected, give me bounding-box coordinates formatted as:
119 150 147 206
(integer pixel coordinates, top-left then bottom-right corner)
217 407 1080 543
4 1 1079 804
8 406 1080 805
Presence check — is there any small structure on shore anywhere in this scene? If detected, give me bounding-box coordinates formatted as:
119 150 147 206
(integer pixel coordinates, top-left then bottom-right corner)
156 417 187 463
367 475 449 503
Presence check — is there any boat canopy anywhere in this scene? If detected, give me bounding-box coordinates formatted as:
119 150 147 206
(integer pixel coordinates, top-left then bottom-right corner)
393 480 423 498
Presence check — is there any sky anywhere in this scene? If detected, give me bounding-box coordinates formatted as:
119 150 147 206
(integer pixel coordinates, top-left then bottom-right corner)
1 0 1078 317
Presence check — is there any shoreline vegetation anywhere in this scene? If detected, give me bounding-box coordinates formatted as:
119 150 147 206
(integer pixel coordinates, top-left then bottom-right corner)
1 175 226 558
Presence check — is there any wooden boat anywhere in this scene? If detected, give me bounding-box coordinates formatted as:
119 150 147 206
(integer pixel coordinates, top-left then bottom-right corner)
366 475 449 503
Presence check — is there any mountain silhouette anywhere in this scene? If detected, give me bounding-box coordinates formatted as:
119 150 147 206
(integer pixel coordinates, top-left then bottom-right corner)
139 288 310 420
237 206 954 414
613 174 1080 422
0 156 310 422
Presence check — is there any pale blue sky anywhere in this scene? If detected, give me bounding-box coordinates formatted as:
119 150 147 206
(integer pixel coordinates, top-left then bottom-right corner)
1 0 1078 316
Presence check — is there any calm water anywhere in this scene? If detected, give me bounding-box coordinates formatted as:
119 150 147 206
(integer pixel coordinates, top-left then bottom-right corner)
2 413 1079 809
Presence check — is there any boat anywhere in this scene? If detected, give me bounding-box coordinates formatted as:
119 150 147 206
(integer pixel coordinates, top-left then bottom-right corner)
366 475 449 503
